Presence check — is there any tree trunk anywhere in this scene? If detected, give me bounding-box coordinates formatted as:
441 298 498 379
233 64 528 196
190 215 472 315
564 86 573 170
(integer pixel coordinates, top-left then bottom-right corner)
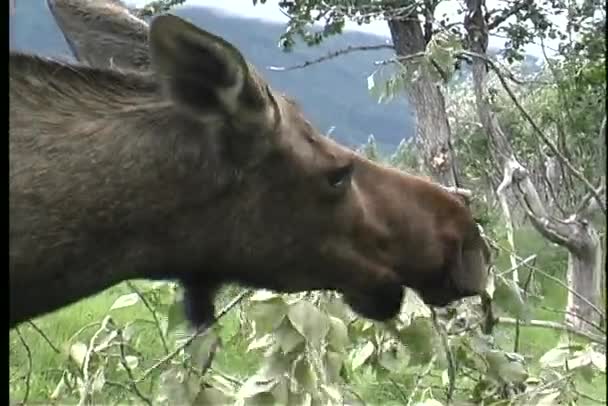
464 0 604 332
387 17 459 187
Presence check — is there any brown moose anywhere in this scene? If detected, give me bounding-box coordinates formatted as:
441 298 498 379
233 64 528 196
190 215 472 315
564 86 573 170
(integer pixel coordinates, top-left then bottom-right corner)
9 0 489 330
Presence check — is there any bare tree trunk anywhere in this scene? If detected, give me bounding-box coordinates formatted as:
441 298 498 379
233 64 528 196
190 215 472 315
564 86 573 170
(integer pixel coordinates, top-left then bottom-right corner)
464 0 604 332
387 16 459 187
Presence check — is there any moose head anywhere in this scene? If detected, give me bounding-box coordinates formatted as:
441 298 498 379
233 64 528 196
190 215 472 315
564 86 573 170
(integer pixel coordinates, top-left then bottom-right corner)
9 0 489 329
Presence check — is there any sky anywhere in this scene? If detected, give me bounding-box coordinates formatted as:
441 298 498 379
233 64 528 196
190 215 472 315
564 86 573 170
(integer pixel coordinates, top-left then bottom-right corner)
127 0 573 58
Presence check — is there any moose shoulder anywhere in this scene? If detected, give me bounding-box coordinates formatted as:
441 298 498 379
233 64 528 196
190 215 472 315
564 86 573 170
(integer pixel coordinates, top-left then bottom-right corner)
9 13 488 329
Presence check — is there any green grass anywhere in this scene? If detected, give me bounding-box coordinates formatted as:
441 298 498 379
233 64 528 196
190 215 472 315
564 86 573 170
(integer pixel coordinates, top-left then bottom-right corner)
10 227 607 404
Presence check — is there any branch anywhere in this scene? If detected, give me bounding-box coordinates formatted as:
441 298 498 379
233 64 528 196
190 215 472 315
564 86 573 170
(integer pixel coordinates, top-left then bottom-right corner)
487 0 534 30
27 321 61 354
267 44 394 72
497 317 606 345
15 327 32 405
462 50 606 216
496 254 537 277
118 330 152 406
489 239 606 318
126 282 169 354
440 185 473 199
135 290 251 384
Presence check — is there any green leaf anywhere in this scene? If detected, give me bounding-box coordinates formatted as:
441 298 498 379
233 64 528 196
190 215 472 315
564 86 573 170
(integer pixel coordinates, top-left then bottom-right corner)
237 376 278 399
293 357 318 393
539 347 570 368
124 355 139 370
243 392 276 406
324 350 344 382
493 276 530 321
275 318 305 354
271 377 289 405
321 384 343 403
109 293 139 310
485 350 528 384
91 368 105 393
69 342 88 369
351 341 375 370
590 350 606 372
399 317 436 366
258 353 290 380
194 387 232 405
249 297 288 334
185 331 218 370
93 330 118 353
327 316 349 351
415 400 444 406
535 391 561 406
247 333 274 352
378 344 408 373
250 289 280 302
287 300 330 346
166 298 187 334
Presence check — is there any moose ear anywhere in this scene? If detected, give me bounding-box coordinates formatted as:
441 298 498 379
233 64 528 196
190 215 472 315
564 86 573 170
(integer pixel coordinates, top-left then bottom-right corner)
149 14 277 126
47 0 150 70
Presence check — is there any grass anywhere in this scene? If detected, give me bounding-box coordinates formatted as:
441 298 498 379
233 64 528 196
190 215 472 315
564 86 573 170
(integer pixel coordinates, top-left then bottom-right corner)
9 227 607 404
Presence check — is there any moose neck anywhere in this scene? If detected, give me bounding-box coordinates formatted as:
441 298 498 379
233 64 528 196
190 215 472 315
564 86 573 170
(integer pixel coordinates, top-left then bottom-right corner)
9 53 236 326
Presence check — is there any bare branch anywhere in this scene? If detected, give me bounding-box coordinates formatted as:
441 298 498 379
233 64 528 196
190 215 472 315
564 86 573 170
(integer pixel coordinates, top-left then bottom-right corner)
537 305 605 335
496 254 537 276
489 239 606 318
118 330 152 406
462 50 606 215
15 327 32 405
487 0 534 30
26 321 61 354
135 290 251 384
267 44 394 72
126 281 169 354
497 316 606 345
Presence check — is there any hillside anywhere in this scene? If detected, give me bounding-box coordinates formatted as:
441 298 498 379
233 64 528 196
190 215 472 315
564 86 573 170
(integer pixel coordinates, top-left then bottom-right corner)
10 3 413 152
10 3 540 152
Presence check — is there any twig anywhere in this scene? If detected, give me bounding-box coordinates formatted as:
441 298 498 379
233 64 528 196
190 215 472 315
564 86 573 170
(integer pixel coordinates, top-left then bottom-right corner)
486 0 534 30
509 372 573 403
78 317 113 406
405 355 437 406
497 317 606 345
496 254 537 277
126 281 169 354
267 44 394 72
536 305 605 335
462 50 606 215
514 268 535 353
26 321 60 354
431 309 456 405
118 330 152 406
440 185 473 199
135 290 251 384
15 327 32 405
489 239 606 319
574 388 607 404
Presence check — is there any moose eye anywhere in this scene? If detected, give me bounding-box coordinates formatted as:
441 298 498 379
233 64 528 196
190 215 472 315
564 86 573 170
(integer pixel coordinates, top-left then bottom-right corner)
326 163 354 189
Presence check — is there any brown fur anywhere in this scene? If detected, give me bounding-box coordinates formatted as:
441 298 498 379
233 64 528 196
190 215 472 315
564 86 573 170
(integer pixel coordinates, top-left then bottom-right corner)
9 7 489 329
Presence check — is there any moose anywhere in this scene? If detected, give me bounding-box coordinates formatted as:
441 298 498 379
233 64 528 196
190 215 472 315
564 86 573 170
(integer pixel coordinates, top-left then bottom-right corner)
9 0 489 330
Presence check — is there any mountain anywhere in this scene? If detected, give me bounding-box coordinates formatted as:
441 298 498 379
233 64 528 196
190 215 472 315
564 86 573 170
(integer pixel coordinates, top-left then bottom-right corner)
10 3 414 152
10 3 541 152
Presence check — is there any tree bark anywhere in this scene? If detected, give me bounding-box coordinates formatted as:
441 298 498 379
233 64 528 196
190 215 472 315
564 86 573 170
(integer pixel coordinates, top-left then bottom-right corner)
387 16 459 187
464 0 604 332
